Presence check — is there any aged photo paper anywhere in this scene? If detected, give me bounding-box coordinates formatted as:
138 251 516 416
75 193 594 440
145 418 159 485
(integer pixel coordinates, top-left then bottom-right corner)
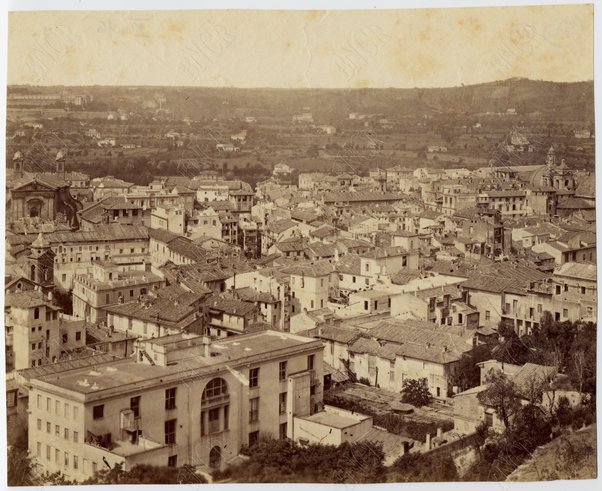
2 2 598 487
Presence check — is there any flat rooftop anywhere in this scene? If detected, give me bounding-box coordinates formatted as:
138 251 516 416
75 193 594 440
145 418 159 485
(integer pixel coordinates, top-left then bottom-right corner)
33 330 322 396
298 408 369 429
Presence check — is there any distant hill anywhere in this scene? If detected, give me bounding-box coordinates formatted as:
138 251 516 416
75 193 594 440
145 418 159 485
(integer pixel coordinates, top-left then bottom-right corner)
8 78 594 122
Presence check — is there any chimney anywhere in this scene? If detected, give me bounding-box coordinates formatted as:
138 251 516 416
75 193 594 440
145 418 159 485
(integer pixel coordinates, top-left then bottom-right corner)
425 432 431 450
202 335 211 357
437 427 442 438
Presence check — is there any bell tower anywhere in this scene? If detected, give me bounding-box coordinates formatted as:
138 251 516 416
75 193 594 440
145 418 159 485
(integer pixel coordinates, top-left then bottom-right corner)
56 149 66 178
28 233 55 287
13 151 23 176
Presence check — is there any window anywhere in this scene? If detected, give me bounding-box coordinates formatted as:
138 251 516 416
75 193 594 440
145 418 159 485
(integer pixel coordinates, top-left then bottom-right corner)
537 304 543 313
37 394 41 409
75 331 82 342
168 455 178 467
46 422 51 434
92 462 98 474
62 333 68 343
165 387 177 410
164 419 177 445
73 431 78 443
279 361 287 381
64 428 69 439
73 406 79 419
563 309 568 318
64 403 69 418
224 404 229 430
581 286 586 295
307 354 315 370
279 422 287 440
202 379 228 402
130 396 141 418
46 445 51 461
208 408 220 434
93 404 104 420
37 418 42 431
364 300 369 311
64 451 69 467
34 308 40 319
529 307 534 318
249 397 259 423
55 448 60 463
37 442 41 456
73 455 78 470
485 311 490 321
352 276 356 283
279 392 287 414
249 368 259 388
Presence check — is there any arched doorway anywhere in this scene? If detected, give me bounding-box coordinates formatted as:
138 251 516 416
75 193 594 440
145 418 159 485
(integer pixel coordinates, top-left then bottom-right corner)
209 446 221 469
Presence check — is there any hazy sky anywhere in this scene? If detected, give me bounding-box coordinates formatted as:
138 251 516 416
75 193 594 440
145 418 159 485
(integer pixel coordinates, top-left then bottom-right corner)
7 5 594 88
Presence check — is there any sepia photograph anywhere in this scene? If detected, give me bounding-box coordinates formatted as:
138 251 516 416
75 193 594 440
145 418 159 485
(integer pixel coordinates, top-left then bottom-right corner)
1 1 598 487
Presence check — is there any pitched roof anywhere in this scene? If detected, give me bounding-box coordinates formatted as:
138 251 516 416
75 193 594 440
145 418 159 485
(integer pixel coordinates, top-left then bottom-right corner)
336 253 362 275
554 262 597 281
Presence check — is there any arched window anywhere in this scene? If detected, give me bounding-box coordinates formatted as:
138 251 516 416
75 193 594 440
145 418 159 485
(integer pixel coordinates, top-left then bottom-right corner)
202 378 228 402
201 378 229 436
30 265 36 281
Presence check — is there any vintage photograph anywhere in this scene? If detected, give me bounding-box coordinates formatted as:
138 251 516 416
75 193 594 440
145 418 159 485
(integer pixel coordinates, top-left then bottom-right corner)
3 3 597 486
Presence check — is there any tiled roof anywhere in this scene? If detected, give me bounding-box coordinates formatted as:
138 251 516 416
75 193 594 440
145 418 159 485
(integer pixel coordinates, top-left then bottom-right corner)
308 242 337 258
359 319 473 364
336 253 362 275
283 260 335 277
268 218 298 235
147 227 182 244
275 238 308 253
6 224 149 248
323 191 404 203
5 290 58 309
554 262 597 281
318 325 361 344
206 294 259 317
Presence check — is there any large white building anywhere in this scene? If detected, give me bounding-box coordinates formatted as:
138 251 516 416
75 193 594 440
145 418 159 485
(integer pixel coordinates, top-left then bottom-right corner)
28 330 325 481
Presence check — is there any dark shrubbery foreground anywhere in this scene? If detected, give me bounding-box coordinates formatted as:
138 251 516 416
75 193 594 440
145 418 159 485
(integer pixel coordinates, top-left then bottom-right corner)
213 439 386 483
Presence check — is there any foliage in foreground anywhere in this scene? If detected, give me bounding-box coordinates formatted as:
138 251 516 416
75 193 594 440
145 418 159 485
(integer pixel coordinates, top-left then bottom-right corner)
6 451 206 487
213 439 385 483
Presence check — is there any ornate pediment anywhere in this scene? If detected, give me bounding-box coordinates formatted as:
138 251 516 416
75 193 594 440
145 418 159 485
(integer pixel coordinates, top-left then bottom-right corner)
11 178 58 193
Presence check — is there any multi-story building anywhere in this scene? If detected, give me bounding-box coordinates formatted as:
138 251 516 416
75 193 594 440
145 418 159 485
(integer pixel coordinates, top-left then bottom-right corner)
72 262 164 323
150 205 186 235
285 262 336 315
6 225 150 292
4 289 61 370
27 330 324 480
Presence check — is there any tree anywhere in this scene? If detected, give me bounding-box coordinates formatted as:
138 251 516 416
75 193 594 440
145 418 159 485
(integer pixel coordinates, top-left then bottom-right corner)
7 447 37 486
83 463 207 484
478 371 521 428
401 378 432 407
